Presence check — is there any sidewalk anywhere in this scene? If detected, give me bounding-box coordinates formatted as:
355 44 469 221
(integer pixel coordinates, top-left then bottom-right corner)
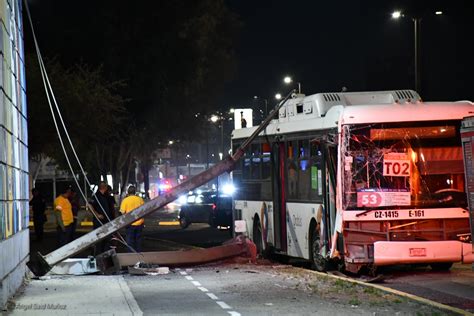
7 275 141 315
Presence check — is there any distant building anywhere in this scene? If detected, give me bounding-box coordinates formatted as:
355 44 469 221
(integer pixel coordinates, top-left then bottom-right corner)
0 0 29 309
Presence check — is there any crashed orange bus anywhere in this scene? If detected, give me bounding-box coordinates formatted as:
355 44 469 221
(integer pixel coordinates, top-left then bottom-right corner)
231 90 473 273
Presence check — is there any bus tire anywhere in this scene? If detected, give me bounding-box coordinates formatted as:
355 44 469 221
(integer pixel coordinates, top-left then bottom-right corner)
310 228 328 272
430 262 453 271
253 216 264 256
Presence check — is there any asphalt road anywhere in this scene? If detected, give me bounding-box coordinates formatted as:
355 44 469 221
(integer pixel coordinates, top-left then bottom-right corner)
10 264 449 315
381 264 474 312
27 209 474 314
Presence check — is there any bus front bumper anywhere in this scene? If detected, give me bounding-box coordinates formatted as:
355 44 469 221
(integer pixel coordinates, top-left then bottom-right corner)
374 241 473 266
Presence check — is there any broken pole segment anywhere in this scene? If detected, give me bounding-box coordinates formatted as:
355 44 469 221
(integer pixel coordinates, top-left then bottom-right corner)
27 90 295 276
116 235 256 267
28 157 235 276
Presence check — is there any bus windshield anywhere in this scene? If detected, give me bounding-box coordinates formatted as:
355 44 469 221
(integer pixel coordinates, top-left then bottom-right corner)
341 121 467 210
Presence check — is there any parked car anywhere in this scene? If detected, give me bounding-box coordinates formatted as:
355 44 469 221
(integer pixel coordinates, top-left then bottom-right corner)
179 191 232 229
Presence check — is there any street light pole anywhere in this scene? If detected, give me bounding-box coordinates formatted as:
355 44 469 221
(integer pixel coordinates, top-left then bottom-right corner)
413 17 421 93
220 115 224 160
283 76 301 94
392 10 442 94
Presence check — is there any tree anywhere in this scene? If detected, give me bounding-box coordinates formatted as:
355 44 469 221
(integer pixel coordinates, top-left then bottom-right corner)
26 0 241 192
26 55 128 184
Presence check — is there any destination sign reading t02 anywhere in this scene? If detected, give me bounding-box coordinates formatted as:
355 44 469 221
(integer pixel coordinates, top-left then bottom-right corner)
383 153 411 177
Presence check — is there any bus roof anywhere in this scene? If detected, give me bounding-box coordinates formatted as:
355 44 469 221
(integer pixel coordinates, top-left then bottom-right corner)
232 90 474 140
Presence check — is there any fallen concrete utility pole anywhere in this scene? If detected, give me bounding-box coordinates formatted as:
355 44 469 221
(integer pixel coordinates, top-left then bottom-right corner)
116 235 257 268
28 90 295 276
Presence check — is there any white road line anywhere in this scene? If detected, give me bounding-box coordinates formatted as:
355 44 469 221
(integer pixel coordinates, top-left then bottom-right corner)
181 274 239 315
216 301 232 309
206 293 219 300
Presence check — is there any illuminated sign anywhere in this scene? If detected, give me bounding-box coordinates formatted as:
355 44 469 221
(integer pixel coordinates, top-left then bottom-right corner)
383 153 410 177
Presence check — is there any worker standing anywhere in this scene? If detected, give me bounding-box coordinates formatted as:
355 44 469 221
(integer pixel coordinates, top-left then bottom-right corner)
54 187 74 247
30 188 46 241
120 185 145 252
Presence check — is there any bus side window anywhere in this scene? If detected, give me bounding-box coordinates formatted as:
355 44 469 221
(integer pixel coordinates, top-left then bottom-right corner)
298 140 311 200
287 140 299 200
251 143 262 179
242 147 251 179
262 142 271 180
310 142 323 201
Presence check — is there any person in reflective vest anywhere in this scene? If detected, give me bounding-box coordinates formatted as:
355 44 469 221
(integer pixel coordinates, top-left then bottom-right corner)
120 185 145 252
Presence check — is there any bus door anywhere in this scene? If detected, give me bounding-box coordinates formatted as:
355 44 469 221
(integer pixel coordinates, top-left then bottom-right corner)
313 135 337 256
324 143 337 240
272 142 287 252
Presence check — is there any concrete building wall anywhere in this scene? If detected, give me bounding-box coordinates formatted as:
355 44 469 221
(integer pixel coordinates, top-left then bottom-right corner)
0 0 29 309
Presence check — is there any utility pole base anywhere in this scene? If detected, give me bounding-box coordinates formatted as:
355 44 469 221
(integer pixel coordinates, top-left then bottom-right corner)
27 252 52 277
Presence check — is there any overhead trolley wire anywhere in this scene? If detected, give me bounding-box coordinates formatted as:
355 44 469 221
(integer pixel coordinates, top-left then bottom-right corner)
23 0 140 254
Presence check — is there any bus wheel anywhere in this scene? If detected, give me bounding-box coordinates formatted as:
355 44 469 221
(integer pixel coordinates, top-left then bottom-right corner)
430 262 453 271
310 229 328 272
253 218 264 256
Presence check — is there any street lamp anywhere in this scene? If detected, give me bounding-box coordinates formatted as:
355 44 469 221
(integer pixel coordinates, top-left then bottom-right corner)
391 11 402 19
391 10 443 94
209 113 225 161
210 115 219 123
275 93 282 100
283 76 301 94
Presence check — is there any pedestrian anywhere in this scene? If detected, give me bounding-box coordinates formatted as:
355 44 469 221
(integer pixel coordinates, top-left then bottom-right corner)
120 185 145 252
106 185 117 217
54 187 74 247
240 111 247 128
90 181 115 254
30 188 46 241
68 187 80 239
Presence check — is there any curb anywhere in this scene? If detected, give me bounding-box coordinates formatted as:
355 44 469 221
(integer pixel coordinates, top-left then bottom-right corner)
299 267 472 316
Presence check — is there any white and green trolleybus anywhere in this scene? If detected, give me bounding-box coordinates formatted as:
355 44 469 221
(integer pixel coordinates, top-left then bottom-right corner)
231 90 473 273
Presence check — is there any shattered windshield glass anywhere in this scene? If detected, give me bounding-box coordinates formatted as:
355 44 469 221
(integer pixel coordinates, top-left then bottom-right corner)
342 121 467 210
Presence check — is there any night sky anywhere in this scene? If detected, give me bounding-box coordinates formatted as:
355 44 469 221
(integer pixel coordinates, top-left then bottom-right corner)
26 0 474 114
225 0 474 110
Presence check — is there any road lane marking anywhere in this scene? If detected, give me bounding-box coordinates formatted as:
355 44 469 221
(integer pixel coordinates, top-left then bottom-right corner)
206 293 219 300
177 269 240 315
216 301 231 309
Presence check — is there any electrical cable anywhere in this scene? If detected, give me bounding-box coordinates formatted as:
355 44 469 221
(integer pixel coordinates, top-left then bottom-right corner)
23 0 136 253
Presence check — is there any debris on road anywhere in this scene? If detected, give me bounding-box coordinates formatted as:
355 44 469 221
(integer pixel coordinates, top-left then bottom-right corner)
116 235 256 269
128 262 170 276
49 258 98 276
